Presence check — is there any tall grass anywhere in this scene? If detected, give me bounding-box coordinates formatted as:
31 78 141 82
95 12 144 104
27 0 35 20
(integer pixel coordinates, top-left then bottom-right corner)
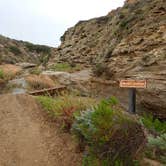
0 69 4 79
37 94 97 130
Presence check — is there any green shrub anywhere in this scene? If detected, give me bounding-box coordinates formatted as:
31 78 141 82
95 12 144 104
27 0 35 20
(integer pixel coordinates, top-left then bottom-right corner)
119 14 136 29
148 134 166 150
82 154 100 166
146 134 166 164
141 114 166 164
72 97 144 165
93 63 107 76
82 153 125 166
25 42 51 54
140 114 166 134
9 46 21 55
0 69 4 79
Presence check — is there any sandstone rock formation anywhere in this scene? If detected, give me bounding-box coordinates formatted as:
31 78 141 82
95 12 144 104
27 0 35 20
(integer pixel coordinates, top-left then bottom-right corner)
51 0 166 119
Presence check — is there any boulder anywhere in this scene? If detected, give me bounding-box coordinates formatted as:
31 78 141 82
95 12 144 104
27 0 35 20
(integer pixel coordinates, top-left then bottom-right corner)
42 71 72 85
42 70 92 94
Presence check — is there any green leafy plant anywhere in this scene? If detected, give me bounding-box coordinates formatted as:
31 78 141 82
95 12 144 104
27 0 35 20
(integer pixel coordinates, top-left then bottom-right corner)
148 134 166 150
72 97 144 165
141 114 166 164
82 154 100 166
146 134 166 164
37 96 58 117
140 114 166 134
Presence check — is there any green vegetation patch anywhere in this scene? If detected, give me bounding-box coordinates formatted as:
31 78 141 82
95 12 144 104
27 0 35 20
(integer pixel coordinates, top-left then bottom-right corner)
25 42 51 54
0 69 4 79
72 97 145 165
37 94 97 130
140 114 166 164
50 62 82 72
140 114 166 134
8 46 21 55
145 134 166 164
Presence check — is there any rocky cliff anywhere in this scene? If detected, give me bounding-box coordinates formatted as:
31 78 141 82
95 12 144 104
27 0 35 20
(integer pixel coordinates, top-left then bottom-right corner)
52 0 166 119
0 35 55 65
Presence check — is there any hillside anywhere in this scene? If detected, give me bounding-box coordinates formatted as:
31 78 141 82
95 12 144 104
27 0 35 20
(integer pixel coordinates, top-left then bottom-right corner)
51 0 166 119
0 35 55 65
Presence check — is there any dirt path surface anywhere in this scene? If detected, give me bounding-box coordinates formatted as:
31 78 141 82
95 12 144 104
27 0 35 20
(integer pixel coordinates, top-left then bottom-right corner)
0 94 81 166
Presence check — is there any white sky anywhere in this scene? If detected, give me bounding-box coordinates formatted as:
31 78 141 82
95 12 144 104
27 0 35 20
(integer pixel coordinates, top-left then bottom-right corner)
0 0 125 46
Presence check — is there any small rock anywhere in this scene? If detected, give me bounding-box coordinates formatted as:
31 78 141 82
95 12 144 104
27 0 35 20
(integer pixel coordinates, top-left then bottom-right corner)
16 63 37 69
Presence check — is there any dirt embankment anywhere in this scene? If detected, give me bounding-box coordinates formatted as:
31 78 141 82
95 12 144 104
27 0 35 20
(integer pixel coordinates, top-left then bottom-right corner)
0 94 81 166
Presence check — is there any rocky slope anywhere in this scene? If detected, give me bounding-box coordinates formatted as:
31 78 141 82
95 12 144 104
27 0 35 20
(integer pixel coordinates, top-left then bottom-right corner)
0 35 55 65
51 0 166 119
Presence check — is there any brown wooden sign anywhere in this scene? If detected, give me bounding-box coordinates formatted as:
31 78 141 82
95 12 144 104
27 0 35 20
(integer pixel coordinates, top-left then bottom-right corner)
120 80 147 88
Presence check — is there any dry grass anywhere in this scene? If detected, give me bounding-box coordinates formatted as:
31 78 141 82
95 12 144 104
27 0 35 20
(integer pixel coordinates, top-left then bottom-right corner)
0 64 22 80
26 74 56 90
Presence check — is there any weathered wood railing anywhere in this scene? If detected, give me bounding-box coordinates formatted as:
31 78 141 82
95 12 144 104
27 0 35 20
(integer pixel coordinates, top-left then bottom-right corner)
28 86 66 96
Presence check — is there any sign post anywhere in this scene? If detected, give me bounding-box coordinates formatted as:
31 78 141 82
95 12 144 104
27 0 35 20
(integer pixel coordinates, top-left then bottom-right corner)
120 80 147 114
129 88 136 113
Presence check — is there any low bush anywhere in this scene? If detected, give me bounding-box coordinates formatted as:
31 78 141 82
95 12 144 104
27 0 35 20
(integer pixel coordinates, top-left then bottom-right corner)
119 14 137 31
141 114 166 164
9 46 21 55
92 63 107 76
145 134 166 164
140 114 166 134
25 42 51 54
72 97 145 165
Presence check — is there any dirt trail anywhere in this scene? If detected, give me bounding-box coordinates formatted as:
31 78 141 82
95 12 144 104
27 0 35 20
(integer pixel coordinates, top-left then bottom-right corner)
0 94 81 166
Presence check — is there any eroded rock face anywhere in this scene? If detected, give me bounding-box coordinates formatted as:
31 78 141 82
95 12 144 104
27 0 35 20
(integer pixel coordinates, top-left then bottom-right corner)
51 0 166 119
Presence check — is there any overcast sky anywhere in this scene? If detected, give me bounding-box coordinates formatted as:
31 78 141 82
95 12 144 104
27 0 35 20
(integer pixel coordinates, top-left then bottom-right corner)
0 0 125 46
